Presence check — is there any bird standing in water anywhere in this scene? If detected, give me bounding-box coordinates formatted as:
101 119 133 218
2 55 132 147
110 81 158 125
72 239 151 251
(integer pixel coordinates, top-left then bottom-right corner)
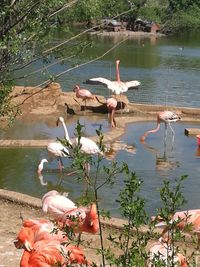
140 110 181 143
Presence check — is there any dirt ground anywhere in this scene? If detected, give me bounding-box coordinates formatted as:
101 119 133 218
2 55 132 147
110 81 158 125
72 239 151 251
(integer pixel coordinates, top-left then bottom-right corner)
0 189 126 267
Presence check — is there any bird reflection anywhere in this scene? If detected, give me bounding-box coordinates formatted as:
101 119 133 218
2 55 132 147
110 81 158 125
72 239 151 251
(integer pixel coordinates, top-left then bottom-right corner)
141 140 179 172
37 169 77 186
105 140 136 160
38 174 48 186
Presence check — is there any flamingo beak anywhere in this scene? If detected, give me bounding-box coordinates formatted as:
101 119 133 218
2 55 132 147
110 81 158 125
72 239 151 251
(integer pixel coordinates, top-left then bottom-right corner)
13 239 21 249
24 240 33 252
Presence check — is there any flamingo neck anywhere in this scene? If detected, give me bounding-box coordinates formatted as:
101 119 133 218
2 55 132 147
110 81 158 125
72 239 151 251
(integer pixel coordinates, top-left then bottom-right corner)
116 60 120 82
141 120 161 141
61 121 71 143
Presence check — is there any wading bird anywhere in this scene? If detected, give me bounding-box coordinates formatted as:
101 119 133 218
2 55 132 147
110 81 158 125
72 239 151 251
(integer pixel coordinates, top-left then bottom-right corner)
46 141 70 173
56 116 103 156
140 111 181 143
86 59 140 95
37 159 48 175
73 84 97 111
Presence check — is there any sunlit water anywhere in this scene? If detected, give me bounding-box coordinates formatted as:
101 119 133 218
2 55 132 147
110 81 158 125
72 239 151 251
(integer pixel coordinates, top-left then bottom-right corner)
0 118 199 218
2 29 200 218
15 31 200 108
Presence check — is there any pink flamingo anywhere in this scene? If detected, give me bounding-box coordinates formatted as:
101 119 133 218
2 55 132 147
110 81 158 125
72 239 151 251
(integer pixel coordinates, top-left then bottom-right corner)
140 111 181 143
19 239 91 267
153 209 200 238
42 190 77 216
14 218 67 251
56 203 99 234
73 84 96 110
42 191 99 234
148 237 187 267
106 97 118 127
86 59 140 95
37 158 48 175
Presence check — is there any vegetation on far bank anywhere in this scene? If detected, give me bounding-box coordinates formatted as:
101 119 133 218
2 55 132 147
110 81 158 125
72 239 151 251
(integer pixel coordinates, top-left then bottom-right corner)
0 0 200 121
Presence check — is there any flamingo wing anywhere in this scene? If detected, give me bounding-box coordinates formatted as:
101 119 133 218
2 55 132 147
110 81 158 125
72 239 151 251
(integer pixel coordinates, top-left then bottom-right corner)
124 80 141 90
77 137 102 155
42 195 77 214
47 142 70 157
85 77 118 92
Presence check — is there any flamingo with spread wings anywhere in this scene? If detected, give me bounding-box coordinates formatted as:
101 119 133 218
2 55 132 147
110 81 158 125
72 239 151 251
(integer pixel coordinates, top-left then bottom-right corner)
86 59 140 95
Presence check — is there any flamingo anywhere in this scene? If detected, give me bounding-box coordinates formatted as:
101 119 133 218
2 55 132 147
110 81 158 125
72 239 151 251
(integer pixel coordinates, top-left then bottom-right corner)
41 191 99 234
140 111 181 143
20 239 91 267
148 238 187 267
14 218 67 251
46 141 70 172
153 209 200 238
73 84 97 111
55 203 99 234
86 59 141 95
106 97 118 127
56 116 103 156
42 190 77 216
37 158 48 175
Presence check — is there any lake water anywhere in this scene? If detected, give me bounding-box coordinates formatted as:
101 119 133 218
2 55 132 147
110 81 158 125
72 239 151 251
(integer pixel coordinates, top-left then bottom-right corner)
0 117 199 217
2 29 200 217
16 30 200 108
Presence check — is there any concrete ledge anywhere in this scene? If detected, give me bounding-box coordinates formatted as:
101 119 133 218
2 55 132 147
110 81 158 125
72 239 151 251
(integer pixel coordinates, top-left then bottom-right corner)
0 189 42 209
185 128 200 136
0 189 126 229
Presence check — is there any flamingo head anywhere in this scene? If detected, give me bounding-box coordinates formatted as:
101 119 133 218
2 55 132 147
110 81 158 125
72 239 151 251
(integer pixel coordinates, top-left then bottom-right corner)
87 203 99 233
116 59 120 65
14 228 34 251
73 85 79 92
56 116 64 126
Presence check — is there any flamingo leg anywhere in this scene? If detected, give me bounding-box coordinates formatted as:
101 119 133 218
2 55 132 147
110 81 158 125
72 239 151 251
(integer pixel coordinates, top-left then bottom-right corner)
57 157 64 173
169 123 175 149
111 109 116 128
164 123 168 144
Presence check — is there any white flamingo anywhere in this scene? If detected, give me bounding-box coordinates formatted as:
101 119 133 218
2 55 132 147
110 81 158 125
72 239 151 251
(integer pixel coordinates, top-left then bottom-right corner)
56 116 103 156
86 59 141 95
46 141 70 172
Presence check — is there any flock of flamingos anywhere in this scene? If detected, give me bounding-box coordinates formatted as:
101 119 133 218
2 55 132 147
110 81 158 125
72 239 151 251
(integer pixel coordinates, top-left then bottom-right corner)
13 59 200 266
14 190 200 266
